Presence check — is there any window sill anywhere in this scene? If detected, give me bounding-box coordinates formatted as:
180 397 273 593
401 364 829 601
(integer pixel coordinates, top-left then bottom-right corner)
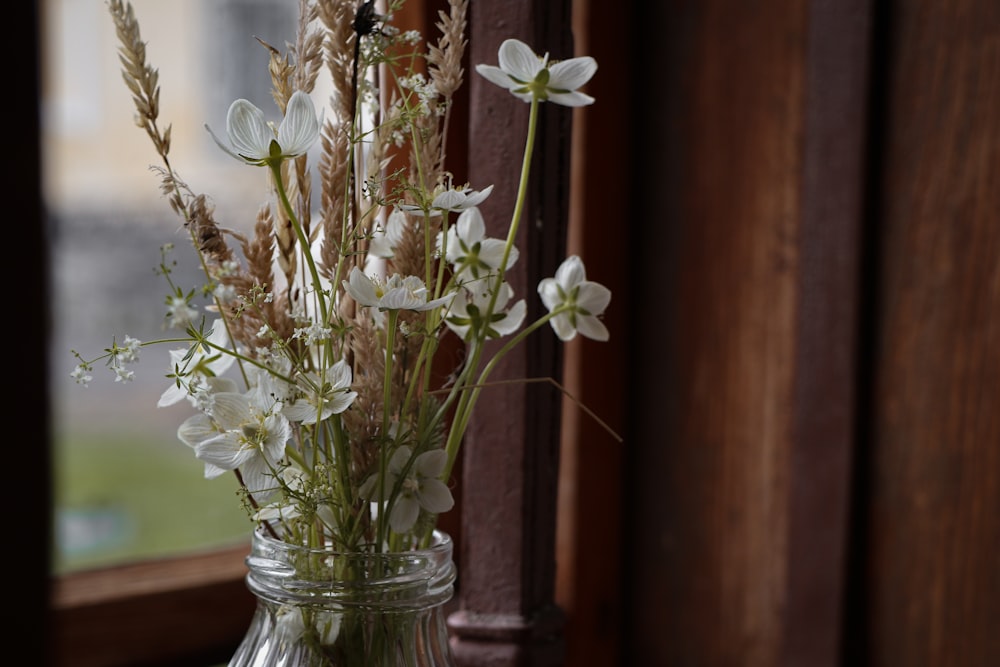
50 542 256 667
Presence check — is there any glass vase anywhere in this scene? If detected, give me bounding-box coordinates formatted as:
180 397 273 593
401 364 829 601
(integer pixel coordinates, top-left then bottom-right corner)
229 529 458 667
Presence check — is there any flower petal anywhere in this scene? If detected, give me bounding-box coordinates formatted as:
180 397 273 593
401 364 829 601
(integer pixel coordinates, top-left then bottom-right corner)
548 56 597 93
497 39 543 82
343 267 379 307
555 255 587 288
195 433 252 471
475 64 518 90
389 497 420 533
177 413 217 448
537 277 563 312
277 91 320 156
547 91 596 107
576 315 610 342
226 99 272 160
415 449 447 477
492 299 527 336
459 184 494 209
576 281 612 316
455 206 486 243
209 392 254 430
478 238 518 270
549 313 577 342
416 479 455 514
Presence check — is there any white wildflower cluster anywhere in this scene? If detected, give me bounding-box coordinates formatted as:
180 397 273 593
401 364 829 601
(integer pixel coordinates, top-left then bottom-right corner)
83 0 609 555
73 335 143 387
398 73 438 115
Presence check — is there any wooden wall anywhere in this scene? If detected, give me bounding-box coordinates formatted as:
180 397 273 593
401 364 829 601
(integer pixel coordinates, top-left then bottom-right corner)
849 1 1000 664
572 0 1000 665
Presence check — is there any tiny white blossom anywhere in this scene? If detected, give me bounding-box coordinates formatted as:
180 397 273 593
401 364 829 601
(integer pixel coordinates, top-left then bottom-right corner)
159 320 236 407
476 38 597 107
71 365 92 388
292 323 332 345
119 336 142 364
114 366 135 383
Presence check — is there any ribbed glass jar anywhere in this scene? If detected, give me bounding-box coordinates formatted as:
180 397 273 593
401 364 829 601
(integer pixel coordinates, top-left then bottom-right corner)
228 529 457 667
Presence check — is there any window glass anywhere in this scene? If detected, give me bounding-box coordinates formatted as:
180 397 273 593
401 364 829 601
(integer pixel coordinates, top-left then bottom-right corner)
45 0 296 573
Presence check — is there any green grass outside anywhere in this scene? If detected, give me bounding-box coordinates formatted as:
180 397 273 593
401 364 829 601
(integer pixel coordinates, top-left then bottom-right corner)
52 428 252 574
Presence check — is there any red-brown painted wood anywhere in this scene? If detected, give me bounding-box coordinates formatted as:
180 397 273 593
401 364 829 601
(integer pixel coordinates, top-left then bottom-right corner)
448 1 575 665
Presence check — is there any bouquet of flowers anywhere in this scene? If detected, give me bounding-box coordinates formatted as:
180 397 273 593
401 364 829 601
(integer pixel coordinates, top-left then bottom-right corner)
75 0 611 560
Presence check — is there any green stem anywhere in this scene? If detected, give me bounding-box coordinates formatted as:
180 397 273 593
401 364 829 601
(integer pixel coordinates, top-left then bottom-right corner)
441 309 560 480
493 95 540 300
438 95 542 479
268 161 329 325
377 309 399 549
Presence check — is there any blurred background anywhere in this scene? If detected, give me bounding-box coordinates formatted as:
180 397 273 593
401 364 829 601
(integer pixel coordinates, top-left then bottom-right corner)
43 0 302 572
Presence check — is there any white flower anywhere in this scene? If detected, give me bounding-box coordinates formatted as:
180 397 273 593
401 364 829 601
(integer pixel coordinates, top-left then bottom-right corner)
71 365 92 388
445 281 526 341
399 183 494 214
538 255 611 341
158 320 236 407
291 323 332 345
429 184 494 211
343 267 452 312
437 206 518 280
207 90 321 165
183 389 291 496
476 38 597 107
118 336 142 363
282 361 358 424
359 446 454 534
114 367 134 383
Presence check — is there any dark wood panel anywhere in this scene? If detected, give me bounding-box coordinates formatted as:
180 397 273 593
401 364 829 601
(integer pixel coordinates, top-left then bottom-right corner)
625 1 869 665
785 1 872 664
864 1 1000 664
628 2 808 664
554 0 631 665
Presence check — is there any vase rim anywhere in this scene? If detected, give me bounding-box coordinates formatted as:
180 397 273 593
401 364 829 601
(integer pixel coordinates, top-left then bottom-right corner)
250 527 453 558
244 527 457 609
